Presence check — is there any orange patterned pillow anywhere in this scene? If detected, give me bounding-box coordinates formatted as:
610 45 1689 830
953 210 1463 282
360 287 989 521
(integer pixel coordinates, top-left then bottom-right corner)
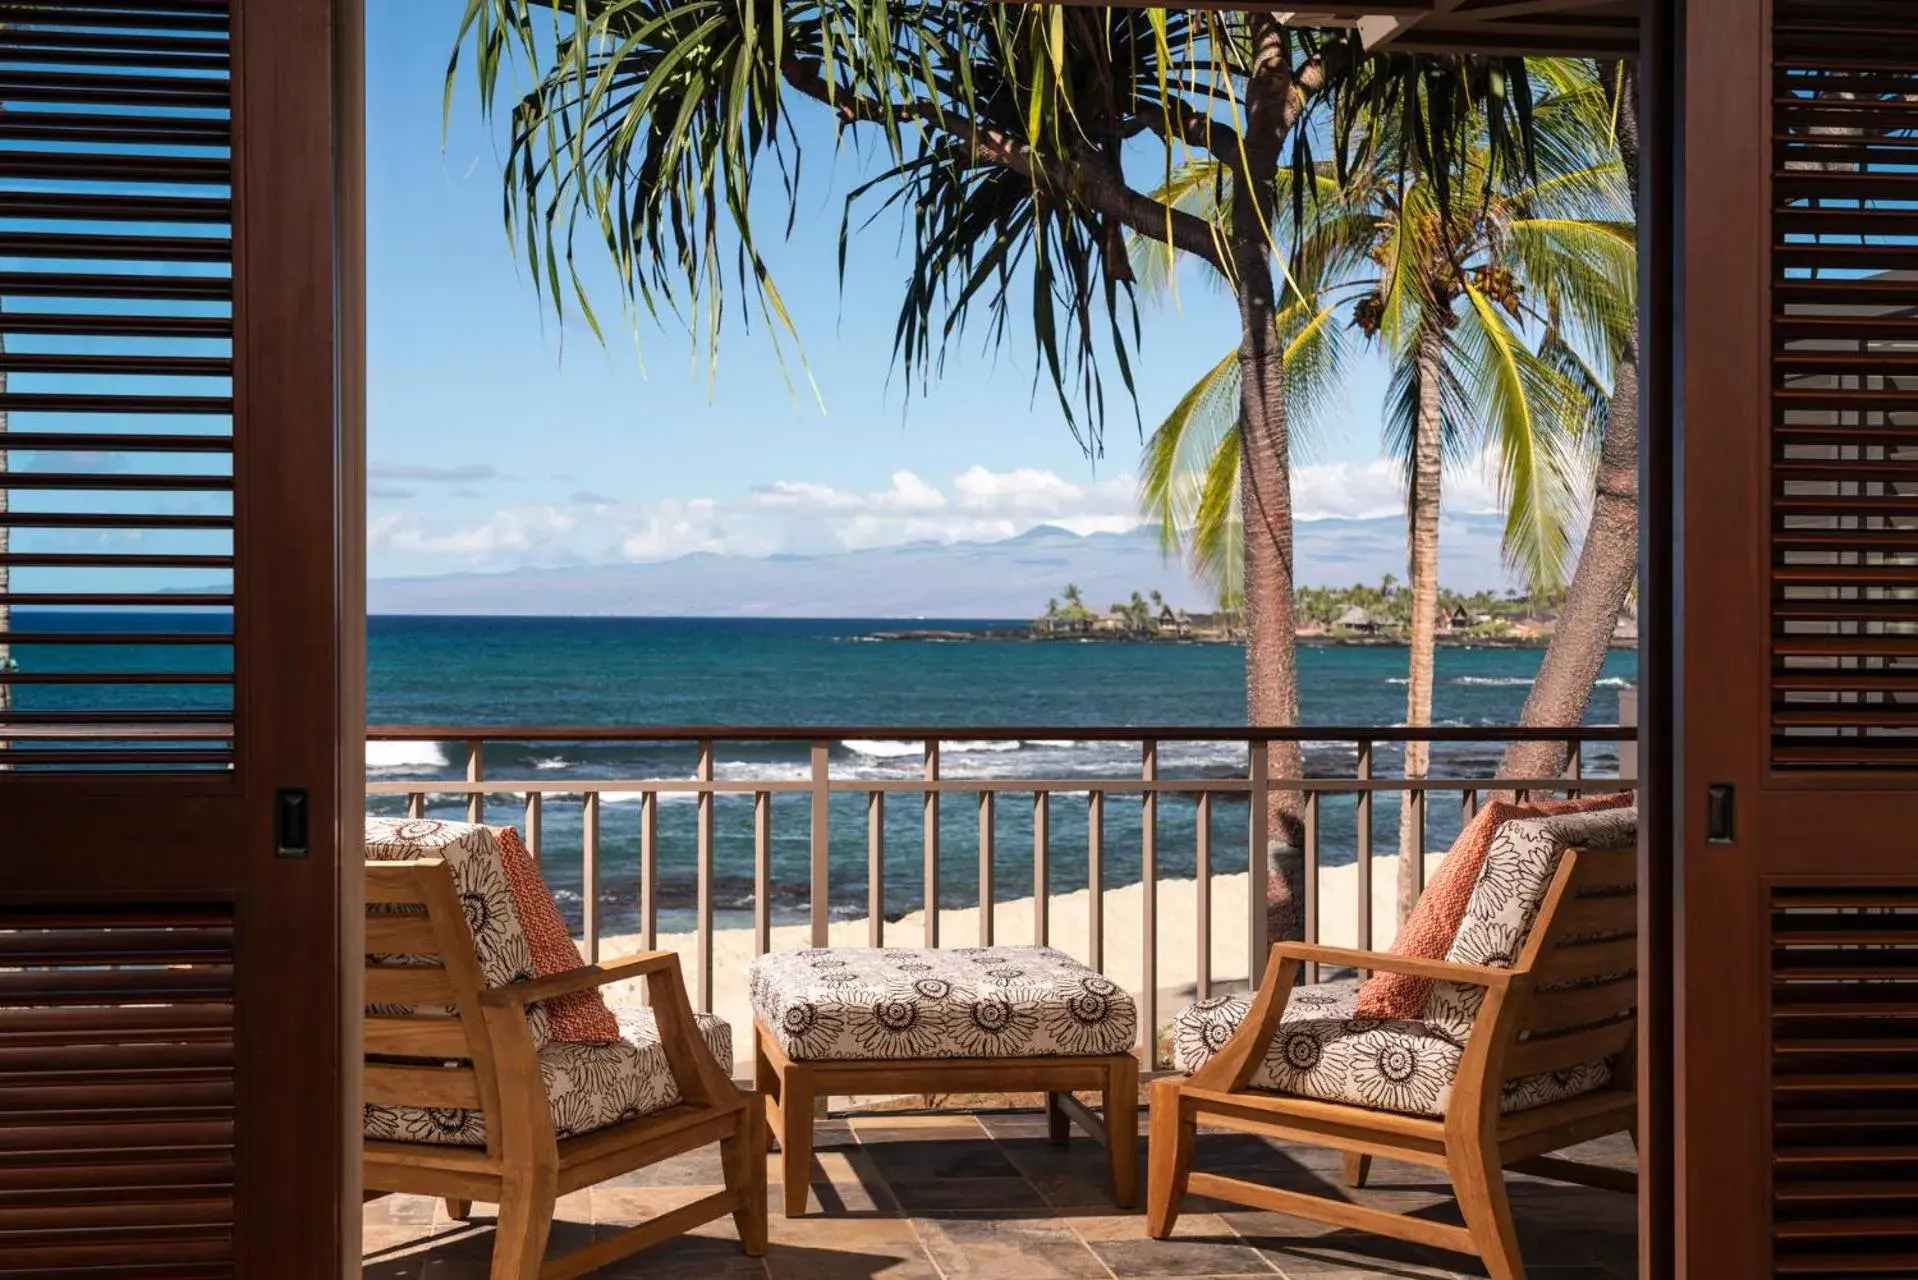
493 826 621 1044
1353 790 1635 1021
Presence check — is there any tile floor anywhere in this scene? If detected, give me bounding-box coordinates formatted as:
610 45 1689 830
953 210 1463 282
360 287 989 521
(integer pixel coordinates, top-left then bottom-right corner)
362 1113 1637 1280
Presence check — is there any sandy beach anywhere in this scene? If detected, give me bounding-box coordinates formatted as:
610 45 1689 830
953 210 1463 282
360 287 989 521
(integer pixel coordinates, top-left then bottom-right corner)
597 852 1445 1072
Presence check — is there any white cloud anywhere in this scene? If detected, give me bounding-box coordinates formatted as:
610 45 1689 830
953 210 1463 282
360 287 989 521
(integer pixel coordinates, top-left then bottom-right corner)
1290 455 1504 522
369 506 576 558
615 499 730 560
365 456 1512 579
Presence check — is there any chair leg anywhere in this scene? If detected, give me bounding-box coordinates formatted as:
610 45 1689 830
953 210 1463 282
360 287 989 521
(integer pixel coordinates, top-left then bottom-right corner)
1105 1055 1140 1209
444 1197 472 1221
755 1027 779 1153
724 1096 769 1256
1343 1153 1372 1188
1046 1091 1070 1144
1453 1137 1527 1280
779 1062 815 1218
488 1166 556 1280
1146 1078 1194 1239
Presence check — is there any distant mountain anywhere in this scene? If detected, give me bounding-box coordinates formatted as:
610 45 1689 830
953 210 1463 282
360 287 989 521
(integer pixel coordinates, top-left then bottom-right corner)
367 515 1514 617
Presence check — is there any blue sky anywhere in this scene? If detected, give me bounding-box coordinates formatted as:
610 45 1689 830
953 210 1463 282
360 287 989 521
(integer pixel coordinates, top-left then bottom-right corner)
362 3 1504 584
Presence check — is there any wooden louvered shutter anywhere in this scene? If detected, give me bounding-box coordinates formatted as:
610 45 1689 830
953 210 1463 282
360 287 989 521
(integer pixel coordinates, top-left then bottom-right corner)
1679 1 1918 1276
0 1 361 1276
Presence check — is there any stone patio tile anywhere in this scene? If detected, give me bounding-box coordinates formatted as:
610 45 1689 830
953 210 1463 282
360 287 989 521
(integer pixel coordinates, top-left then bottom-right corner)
850 1113 989 1133
1071 1212 1279 1278
858 1133 1023 1180
888 1175 1047 1212
913 1215 1113 1280
763 1217 940 1279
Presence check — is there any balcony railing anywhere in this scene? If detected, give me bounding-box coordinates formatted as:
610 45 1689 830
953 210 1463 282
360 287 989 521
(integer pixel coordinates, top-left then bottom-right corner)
364 724 1635 1067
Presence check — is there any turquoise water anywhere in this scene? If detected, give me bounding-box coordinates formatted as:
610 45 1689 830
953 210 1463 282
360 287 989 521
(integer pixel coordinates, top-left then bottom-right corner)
8 613 1636 931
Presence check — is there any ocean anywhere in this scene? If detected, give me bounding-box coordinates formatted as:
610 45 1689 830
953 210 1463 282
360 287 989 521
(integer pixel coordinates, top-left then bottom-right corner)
8 613 1637 934
361 617 1635 934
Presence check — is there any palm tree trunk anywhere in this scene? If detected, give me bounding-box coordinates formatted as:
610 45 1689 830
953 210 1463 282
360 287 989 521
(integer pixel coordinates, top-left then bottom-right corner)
1236 18 1310 941
1397 317 1445 926
1498 62 1641 783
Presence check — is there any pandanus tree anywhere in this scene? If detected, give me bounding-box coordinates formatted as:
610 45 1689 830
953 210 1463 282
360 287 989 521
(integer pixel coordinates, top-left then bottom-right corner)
451 1 1546 939
1137 58 1634 924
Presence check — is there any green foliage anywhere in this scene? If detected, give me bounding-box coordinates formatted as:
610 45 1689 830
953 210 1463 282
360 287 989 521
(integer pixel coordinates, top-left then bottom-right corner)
450 1 1331 451
1137 57 1632 605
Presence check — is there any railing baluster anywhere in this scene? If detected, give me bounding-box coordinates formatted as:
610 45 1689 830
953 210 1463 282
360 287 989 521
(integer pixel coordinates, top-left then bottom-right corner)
1087 790 1104 973
923 739 940 949
1248 739 1269 988
868 790 885 948
1033 791 1050 947
697 740 715 1013
523 792 542 863
1355 741 1373 956
1139 741 1158 1066
582 790 601 963
406 791 424 820
465 739 484 825
1463 788 1478 824
1566 738 1584 787
1411 784 1427 906
1303 790 1320 985
1194 790 1212 1001
754 789 773 957
810 740 830 949
978 791 995 947
640 792 658 954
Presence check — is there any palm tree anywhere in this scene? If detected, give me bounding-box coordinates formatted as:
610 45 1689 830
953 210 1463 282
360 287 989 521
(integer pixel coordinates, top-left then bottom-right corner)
1137 59 1633 924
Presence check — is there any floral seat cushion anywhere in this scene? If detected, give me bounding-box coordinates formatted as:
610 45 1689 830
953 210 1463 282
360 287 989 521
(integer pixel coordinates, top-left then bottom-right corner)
1170 805 1638 1119
365 1008 733 1146
364 818 733 1145
1169 981 1610 1117
748 946 1136 1061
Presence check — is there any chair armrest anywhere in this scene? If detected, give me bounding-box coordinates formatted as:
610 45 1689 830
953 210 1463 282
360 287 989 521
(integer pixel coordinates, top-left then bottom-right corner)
480 951 679 1009
1269 942 1513 989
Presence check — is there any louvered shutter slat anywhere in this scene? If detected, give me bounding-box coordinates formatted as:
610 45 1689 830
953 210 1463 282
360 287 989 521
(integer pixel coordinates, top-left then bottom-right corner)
0 0 235 773
1771 1 1918 768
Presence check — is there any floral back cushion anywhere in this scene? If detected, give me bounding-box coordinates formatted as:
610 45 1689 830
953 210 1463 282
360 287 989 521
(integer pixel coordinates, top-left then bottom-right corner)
1424 805 1638 1042
364 817 549 1048
1355 791 1634 1021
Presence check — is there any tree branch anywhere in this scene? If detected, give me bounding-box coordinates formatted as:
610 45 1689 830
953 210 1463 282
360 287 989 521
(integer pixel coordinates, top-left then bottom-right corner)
779 52 1226 271
1134 98 1242 170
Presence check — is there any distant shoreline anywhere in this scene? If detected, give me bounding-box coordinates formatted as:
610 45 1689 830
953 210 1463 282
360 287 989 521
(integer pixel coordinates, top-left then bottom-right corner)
860 627 1636 651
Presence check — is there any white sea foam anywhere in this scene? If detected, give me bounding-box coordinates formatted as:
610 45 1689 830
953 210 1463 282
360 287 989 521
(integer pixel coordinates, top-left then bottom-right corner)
841 739 923 758
843 738 1022 758
533 757 570 771
1595 676 1632 689
366 740 449 771
1453 676 1536 687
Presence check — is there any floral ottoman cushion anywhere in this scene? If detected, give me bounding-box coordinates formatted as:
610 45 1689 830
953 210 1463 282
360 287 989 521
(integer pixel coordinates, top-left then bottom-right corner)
747 946 1136 1061
1169 980 1610 1118
364 1008 733 1146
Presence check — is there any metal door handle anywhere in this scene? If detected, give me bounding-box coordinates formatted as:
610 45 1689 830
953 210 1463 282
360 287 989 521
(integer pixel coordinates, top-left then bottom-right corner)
1706 784 1735 844
276 789 310 858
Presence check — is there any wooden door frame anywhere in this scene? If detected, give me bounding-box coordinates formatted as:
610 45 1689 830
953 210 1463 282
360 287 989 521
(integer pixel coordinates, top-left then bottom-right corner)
335 0 369 1268
1636 1 1676 1276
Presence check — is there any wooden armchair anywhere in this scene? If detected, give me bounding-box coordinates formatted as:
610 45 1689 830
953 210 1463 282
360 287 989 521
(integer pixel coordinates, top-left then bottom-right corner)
362 859 766 1280
1148 842 1636 1280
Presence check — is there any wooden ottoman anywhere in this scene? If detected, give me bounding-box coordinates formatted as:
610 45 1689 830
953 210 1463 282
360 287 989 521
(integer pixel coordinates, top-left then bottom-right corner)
747 946 1141 1215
